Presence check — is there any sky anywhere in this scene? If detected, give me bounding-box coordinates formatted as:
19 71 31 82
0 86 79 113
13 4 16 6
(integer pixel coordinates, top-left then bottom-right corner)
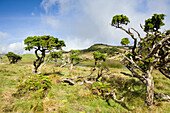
0 0 170 54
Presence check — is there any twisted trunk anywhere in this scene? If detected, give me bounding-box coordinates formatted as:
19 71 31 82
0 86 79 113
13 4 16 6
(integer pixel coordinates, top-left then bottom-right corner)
145 71 154 106
33 49 45 74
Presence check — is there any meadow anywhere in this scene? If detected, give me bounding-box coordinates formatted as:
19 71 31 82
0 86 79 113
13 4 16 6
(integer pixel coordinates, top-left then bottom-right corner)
0 53 169 113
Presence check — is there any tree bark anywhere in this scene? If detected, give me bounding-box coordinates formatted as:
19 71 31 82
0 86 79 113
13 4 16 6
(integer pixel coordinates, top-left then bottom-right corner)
70 60 73 70
145 72 154 106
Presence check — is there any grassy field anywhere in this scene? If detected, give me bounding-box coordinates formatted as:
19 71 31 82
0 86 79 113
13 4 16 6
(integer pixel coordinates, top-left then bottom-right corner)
0 53 170 113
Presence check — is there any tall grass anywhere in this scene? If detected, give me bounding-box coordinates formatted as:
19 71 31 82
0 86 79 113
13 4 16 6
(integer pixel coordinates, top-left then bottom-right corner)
0 55 169 112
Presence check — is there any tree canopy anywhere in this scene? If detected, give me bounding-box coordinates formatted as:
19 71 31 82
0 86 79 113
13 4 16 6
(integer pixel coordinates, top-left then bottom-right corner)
111 14 130 28
144 14 166 32
120 38 130 46
69 50 81 70
93 51 106 68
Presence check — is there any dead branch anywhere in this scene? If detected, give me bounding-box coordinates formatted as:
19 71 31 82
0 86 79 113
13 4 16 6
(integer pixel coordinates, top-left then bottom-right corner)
60 67 110 85
155 93 170 101
105 89 125 103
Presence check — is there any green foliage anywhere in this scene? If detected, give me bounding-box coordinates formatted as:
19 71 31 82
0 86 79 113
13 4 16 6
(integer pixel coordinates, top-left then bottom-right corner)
24 35 66 51
70 54 81 61
70 49 80 54
81 44 122 56
13 74 51 98
111 14 130 27
69 50 81 61
121 38 130 46
93 51 106 62
165 30 170 35
5 52 22 64
91 82 112 97
50 51 62 59
144 14 166 32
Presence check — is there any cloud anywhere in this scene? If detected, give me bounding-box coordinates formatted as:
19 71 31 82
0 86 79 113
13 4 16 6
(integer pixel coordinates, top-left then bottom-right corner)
40 0 170 51
2 0 170 55
41 0 58 13
0 41 34 55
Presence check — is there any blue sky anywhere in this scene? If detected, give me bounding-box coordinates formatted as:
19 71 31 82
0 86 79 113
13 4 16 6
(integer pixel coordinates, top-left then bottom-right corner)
0 0 170 54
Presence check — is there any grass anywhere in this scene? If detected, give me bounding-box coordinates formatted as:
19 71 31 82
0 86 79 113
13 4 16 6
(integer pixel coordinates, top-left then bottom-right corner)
0 54 170 113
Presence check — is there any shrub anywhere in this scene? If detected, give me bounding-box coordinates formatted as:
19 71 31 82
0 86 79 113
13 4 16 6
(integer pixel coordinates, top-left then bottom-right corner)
13 74 51 98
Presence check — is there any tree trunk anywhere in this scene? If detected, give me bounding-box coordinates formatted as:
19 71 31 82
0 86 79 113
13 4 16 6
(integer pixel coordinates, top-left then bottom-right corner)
145 72 154 106
70 60 73 70
33 49 45 74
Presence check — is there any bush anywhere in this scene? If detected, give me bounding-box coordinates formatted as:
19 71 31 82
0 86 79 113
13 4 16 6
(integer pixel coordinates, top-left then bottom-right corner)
13 74 51 98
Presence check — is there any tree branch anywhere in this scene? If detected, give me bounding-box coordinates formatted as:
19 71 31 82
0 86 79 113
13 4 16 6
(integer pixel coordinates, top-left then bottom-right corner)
146 35 170 59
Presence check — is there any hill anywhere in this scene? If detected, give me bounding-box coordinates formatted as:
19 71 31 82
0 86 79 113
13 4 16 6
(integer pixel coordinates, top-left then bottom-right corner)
79 43 123 60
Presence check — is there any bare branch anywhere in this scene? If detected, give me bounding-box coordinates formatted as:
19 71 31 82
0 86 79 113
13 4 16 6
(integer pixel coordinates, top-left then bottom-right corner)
131 27 142 40
146 35 170 59
105 89 125 103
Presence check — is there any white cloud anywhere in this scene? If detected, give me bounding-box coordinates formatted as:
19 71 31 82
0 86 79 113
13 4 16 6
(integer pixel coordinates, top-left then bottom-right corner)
0 41 34 55
40 0 170 51
2 0 170 55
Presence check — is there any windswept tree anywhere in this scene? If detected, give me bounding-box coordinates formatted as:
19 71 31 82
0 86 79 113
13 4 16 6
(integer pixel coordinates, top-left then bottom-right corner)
93 51 106 68
120 38 130 46
69 50 81 70
111 14 169 106
5 52 22 64
24 35 66 73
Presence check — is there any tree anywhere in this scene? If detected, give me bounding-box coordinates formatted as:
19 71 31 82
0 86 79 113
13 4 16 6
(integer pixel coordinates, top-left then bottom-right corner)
120 38 130 46
69 50 81 70
24 35 66 73
93 51 106 68
5 52 22 64
50 51 63 66
111 14 169 106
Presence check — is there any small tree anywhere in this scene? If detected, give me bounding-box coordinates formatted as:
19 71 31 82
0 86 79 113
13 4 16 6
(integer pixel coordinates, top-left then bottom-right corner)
111 14 169 106
120 38 130 46
5 52 22 64
50 51 63 66
93 51 106 68
69 50 81 70
24 35 66 73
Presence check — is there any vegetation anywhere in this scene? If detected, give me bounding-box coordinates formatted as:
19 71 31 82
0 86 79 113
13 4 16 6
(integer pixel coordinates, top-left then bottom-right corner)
0 12 169 112
81 44 122 56
120 38 130 46
0 59 169 112
5 52 22 64
49 51 63 66
93 51 106 68
111 13 170 106
13 74 51 98
24 35 66 73
69 50 82 70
